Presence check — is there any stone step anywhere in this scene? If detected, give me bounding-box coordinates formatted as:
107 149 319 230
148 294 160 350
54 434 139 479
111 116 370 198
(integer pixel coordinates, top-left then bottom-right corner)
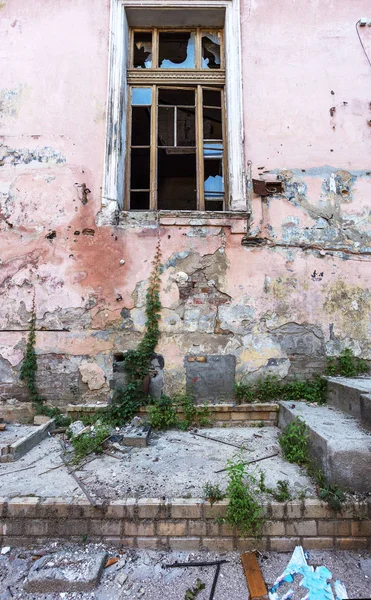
327 376 371 428
278 401 371 493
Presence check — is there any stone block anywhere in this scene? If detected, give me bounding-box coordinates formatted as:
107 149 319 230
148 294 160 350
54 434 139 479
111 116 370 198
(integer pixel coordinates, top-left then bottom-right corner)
236 537 268 551
337 537 368 550
286 520 317 536
270 502 285 519
24 520 57 537
279 401 371 493
303 499 334 519
351 521 371 536
156 521 187 536
7 497 39 517
90 520 121 537
203 500 228 519
124 521 155 537
185 355 236 401
105 501 126 519
137 499 166 519
56 519 89 537
171 499 202 519
270 537 300 552
188 521 207 536
136 537 160 549
360 393 371 429
317 520 351 536
286 501 302 519
202 537 234 551
262 521 285 536
24 550 108 592
169 537 201 550
38 498 72 519
301 537 334 549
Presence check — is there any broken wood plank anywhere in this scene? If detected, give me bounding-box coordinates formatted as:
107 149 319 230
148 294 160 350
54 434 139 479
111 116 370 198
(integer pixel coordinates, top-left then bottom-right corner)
241 552 268 600
0 423 6 431
0 465 36 477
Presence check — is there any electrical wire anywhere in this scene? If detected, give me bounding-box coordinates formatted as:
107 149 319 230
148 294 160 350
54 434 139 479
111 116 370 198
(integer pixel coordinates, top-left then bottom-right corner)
355 19 371 70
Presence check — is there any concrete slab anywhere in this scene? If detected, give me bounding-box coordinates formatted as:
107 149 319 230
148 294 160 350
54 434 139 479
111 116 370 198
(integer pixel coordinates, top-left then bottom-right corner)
0 422 55 463
24 550 108 592
279 401 371 493
327 376 371 424
185 354 236 401
360 394 371 430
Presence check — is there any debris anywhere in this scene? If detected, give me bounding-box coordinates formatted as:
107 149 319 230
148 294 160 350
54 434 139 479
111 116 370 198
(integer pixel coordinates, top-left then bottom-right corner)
24 550 108 593
1 546 11 555
116 572 128 586
68 421 87 438
0 424 6 431
105 557 119 568
214 452 279 474
268 546 348 600
190 431 249 450
185 578 206 599
241 552 268 600
58 441 98 507
165 560 228 600
50 427 67 435
121 424 152 448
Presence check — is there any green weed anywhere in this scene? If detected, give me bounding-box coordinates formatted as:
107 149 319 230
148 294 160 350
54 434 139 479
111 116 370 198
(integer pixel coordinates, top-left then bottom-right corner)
326 348 368 378
279 417 309 465
71 423 110 464
203 482 225 505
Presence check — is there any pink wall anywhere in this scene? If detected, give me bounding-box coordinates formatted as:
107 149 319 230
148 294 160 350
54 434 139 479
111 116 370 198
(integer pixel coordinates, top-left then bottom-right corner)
1 0 371 408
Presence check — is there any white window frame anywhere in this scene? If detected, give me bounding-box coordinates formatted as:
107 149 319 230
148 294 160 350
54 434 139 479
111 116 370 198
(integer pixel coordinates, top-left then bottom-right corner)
101 0 246 219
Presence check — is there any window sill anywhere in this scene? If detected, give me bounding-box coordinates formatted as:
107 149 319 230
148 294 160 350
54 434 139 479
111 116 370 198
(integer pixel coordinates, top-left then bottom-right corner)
118 210 250 233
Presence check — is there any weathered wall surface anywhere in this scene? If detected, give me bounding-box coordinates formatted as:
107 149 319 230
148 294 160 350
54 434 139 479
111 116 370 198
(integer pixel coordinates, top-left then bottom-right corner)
1 0 371 409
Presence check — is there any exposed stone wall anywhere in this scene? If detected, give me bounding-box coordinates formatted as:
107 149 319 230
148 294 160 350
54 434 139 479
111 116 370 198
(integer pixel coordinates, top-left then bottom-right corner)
1 497 370 551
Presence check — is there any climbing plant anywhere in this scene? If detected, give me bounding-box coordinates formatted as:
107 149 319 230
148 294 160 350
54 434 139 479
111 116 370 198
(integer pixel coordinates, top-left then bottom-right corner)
20 296 41 406
108 239 162 425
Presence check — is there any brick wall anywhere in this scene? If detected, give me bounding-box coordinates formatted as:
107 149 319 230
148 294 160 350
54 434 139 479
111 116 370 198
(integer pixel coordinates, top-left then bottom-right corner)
1 497 370 551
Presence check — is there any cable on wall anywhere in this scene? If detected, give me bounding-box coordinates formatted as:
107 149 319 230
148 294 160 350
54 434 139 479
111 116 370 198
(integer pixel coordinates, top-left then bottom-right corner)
355 19 371 70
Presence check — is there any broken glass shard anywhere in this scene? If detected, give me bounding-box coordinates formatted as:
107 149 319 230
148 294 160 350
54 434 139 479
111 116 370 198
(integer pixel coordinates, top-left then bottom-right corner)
204 158 224 201
204 142 223 158
159 32 195 68
131 87 152 106
133 32 152 68
201 32 221 69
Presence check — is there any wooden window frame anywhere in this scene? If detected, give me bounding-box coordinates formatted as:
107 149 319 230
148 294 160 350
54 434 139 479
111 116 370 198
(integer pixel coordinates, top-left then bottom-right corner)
126 28 227 212
101 0 247 222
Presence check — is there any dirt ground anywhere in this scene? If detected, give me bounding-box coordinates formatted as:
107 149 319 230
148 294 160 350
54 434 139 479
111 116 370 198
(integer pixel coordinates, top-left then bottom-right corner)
0 427 315 501
0 543 370 599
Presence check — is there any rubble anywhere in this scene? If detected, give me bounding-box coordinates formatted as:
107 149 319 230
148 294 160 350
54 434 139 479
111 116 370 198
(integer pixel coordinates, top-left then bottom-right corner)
24 549 108 592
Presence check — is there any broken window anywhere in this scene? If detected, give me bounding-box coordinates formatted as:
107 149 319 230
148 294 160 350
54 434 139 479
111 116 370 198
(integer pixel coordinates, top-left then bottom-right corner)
127 29 226 211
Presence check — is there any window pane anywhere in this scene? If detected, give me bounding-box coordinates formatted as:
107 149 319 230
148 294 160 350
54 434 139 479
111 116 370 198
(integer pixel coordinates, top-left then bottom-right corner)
130 191 150 210
206 200 224 211
177 108 195 146
204 158 224 201
130 148 150 189
133 32 152 68
204 142 223 158
203 89 221 108
158 148 197 210
201 32 221 69
203 107 222 139
131 106 151 145
131 87 152 106
158 88 195 106
159 32 195 68
158 107 174 146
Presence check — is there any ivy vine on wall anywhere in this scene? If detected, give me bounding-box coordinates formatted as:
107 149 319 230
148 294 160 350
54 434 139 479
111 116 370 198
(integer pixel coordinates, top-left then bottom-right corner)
108 238 163 425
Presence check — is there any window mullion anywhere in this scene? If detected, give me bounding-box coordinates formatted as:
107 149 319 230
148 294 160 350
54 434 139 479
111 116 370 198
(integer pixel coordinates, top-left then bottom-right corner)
150 85 157 210
196 84 205 211
153 28 159 69
195 29 201 70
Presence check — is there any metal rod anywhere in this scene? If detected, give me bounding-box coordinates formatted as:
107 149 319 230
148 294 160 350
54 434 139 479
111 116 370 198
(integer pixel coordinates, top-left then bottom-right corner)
209 564 221 600
165 560 228 568
214 452 279 474
191 431 248 450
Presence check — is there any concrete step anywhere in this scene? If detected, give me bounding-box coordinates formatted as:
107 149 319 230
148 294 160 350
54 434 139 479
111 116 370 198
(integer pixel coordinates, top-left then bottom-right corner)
278 401 371 493
327 376 371 429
